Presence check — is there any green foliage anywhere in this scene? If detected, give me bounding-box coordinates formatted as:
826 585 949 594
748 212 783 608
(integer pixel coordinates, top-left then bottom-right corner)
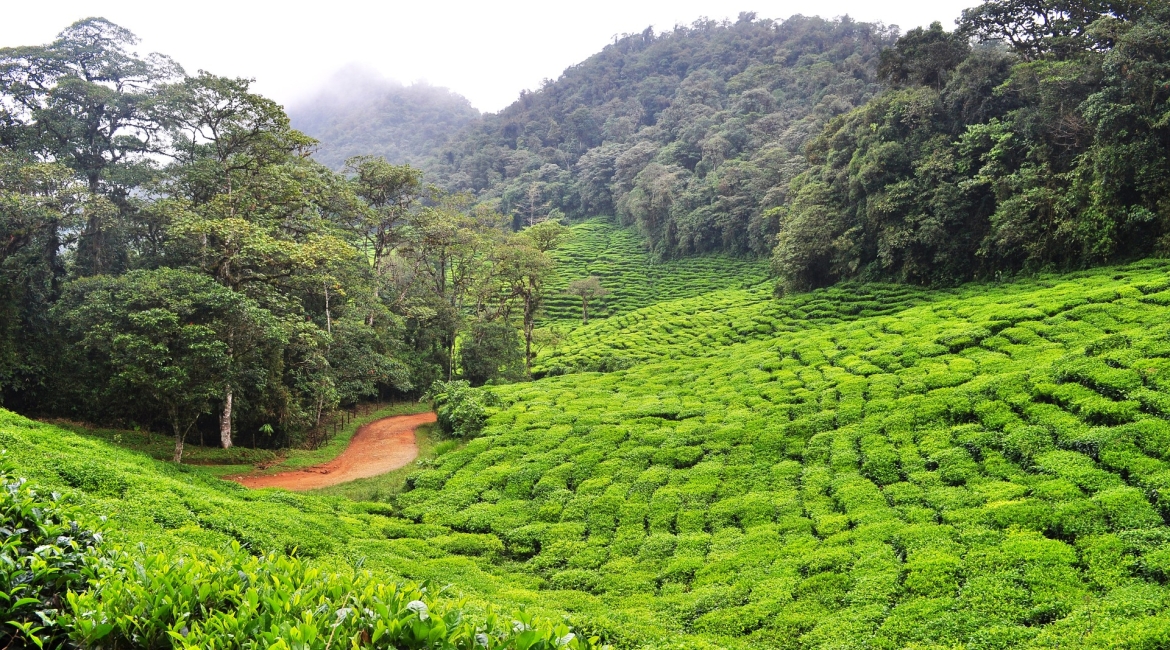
459 319 525 386
0 411 610 648
6 260 1170 646
774 2 1170 289
0 19 548 449
397 259 1170 648
431 16 896 257
69 543 599 650
534 280 928 376
540 219 770 325
429 381 489 439
0 468 101 649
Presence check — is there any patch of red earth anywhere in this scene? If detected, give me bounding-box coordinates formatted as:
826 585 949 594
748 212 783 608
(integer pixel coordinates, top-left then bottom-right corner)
227 412 436 491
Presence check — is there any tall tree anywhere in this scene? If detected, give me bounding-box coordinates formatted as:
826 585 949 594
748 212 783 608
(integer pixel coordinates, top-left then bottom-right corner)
158 73 358 446
55 269 262 461
0 18 181 275
343 156 424 279
496 237 553 373
567 276 609 324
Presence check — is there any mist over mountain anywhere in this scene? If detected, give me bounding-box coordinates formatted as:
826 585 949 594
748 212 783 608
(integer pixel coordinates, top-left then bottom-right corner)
289 67 479 170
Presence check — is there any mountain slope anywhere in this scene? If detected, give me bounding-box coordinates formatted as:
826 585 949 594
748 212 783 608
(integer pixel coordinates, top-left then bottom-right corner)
7 258 1170 647
541 218 770 326
429 14 895 256
289 68 480 170
395 258 1170 648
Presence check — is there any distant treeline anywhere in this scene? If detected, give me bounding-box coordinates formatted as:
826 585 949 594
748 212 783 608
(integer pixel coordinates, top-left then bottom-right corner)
289 74 479 170
774 0 1170 289
421 1 1169 286
429 13 895 256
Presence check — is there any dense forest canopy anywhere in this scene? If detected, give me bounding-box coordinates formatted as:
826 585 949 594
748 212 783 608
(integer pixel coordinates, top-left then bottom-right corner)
289 69 479 170
427 13 898 256
773 0 1170 288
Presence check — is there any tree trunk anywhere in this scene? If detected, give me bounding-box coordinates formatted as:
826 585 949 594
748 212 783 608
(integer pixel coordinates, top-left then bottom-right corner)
581 298 589 324
172 416 185 463
524 295 535 374
324 280 332 334
220 384 233 449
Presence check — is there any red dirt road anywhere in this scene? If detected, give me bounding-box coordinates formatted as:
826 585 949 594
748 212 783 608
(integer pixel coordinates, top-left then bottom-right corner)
228 412 436 491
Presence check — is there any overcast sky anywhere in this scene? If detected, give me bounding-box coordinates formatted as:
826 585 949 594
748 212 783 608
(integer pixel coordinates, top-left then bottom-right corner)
2 0 977 113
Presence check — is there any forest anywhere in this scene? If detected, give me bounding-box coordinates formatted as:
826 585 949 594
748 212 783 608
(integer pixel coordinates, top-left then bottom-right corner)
0 18 580 459
2 0 1170 648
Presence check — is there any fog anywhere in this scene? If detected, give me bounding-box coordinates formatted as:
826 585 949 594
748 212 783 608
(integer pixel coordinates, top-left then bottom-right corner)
2 0 978 113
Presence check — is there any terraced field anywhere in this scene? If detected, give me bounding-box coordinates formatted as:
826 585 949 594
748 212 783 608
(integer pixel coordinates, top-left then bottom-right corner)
7 260 1170 648
534 283 930 375
543 219 770 323
398 260 1170 648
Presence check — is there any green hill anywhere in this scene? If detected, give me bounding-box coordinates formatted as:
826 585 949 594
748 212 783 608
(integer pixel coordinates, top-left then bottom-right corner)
289 69 480 170
542 218 770 325
396 259 1170 648
535 280 928 375
0 409 611 647
9 260 1170 647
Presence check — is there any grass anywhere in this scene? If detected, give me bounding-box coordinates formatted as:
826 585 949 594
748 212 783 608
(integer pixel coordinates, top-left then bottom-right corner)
6 259 1170 647
542 218 770 325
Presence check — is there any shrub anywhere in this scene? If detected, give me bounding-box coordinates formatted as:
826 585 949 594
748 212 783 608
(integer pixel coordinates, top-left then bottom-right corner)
428 380 489 439
0 470 102 649
68 543 607 649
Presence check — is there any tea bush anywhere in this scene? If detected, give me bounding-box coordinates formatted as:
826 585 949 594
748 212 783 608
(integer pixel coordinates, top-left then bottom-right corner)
8 259 1170 647
429 381 489 439
0 469 101 648
542 219 770 324
0 411 614 648
69 543 601 650
399 259 1170 648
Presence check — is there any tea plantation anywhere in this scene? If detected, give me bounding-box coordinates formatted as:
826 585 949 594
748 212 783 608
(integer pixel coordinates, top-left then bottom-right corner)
542 219 770 324
533 283 930 376
7 259 1170 648
402 260 1170 648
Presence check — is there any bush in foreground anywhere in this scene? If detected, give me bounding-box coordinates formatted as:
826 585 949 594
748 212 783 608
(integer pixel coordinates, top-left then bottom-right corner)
0 470 605 649
0 468 102 648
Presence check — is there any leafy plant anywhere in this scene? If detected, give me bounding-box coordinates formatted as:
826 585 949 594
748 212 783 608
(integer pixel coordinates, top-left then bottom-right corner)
428 380 489 439
0 468 101 649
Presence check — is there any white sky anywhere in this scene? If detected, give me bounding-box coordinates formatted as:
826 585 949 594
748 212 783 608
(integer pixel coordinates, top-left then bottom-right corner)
2 0 977 113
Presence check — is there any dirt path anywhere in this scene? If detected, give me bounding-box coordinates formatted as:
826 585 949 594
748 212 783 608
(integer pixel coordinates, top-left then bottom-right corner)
228 412 436 491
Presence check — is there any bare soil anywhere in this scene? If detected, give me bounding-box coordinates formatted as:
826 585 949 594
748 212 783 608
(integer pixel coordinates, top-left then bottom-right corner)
228 412 436 491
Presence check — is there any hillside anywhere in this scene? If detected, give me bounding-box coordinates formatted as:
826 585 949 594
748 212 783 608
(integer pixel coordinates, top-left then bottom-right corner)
428 15 894 256
0 409 610 646
8 259 1170 647
289 68 480 170
392 259 1170 648
5 6 1170 649
541 218 770 325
